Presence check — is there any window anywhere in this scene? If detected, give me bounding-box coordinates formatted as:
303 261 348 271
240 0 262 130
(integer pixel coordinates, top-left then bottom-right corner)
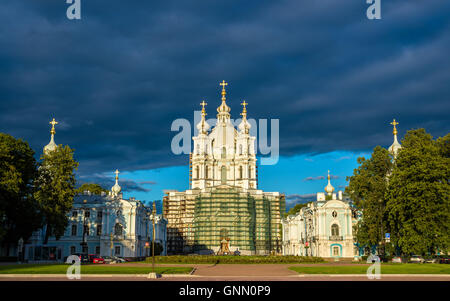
82 246 88 254
331 224 339 236
333 246 340 256
114 246 121 256
114 223 123 236
332 211 337 218
205 167 209 179
221 166 227 184
97 224 102 236
239 166 243 179
95 246 100 255
71 225 77 236
239 144 243 155
248 166 252 178
70 246 76 255
97 211 102 219
84 210 90 218
196 166 200 179
72 211 78 217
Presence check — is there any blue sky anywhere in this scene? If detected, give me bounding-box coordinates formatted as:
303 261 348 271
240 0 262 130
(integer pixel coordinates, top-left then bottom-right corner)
0 1 449 212
115 150 371 210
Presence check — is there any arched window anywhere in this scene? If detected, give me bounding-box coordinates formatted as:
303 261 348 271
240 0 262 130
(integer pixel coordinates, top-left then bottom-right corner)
196 166 200 179
331 224 339 236
196 144 200 154
221 166 227 184
248 166 252 179
114 223 123 236
239 144 243 155
221 147 226 159
239 166 243 179
205 166 209 179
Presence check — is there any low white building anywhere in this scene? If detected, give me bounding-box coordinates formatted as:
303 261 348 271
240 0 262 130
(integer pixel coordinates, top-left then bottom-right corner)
282 171 359 259
24 187 167 262
22 120 167 262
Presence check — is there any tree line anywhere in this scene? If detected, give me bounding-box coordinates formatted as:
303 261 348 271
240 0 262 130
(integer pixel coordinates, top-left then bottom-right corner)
346 129 449 257
0 133 79 247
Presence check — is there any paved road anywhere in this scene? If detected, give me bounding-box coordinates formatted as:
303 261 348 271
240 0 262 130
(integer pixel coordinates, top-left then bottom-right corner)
1 274 449 281
0 263 449 281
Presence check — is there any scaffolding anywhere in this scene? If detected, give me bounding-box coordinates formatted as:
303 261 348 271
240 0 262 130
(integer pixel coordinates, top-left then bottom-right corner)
193 186 284 254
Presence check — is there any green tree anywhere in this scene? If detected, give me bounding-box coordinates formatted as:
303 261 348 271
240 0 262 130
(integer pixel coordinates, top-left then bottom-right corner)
386 129 450 256
75 183 108 195
346 146 393 252
0 133 42 244
285 202 309 217
34 145 79 244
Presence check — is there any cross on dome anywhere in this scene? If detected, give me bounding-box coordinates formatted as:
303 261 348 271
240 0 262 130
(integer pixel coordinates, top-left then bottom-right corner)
49 118 58 135
200 100 207 115
390 119 399 136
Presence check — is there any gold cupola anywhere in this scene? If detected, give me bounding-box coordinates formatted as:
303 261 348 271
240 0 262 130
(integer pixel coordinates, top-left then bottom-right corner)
43 118 58 154
388 119 402 158
324 170 335 196
217 80 231 122
238 100 251 134
111 169 122 197
196 100 210 134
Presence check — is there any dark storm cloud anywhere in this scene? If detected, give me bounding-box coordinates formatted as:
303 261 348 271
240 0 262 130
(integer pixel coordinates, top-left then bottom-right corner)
285 193 316 209
77 174 151 193
0 0 449 180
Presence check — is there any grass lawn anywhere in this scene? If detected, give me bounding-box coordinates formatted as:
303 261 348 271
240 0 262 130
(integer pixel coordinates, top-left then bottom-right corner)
142 255 324 264
289 264 450 274
0 264 193 275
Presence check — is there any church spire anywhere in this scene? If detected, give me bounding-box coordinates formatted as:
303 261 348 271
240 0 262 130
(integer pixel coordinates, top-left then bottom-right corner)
238 100 251 134
43 118 58 154
196 100 210 134
111 169 122 197
389 118 401 158
324 170 334 196
217 80 231 122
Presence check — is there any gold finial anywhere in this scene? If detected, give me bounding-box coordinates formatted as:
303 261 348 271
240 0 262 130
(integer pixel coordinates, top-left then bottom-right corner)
200 100 207 115
220 80 228 101
327 170 330 180
152 201 156 213
390 119 399 136
49 118 58 135
114 169 120 181
240 100 248 118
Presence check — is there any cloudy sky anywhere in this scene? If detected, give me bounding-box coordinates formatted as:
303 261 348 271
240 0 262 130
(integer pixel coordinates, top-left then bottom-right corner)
1 1 449 210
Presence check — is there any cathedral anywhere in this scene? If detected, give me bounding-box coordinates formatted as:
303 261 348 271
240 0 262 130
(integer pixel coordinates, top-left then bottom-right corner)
163 81 286 255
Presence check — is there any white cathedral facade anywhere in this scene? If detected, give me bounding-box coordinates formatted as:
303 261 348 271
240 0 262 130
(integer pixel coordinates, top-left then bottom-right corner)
190 81 257 190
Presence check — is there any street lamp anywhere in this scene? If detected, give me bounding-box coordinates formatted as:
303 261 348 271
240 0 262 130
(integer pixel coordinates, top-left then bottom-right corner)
152 201 156 275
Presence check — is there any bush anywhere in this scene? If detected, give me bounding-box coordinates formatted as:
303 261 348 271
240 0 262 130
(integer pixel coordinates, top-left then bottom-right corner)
0 257 18 262
145 255 324 264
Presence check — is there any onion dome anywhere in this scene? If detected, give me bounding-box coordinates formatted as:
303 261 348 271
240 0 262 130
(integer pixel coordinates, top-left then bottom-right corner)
324 170 334 196
238 100 251 134
111 169 122 197
196 100 210 134
43 118 58 154
388 119 402 158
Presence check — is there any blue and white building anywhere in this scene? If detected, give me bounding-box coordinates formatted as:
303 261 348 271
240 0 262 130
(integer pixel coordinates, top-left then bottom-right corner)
282 171 359 259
